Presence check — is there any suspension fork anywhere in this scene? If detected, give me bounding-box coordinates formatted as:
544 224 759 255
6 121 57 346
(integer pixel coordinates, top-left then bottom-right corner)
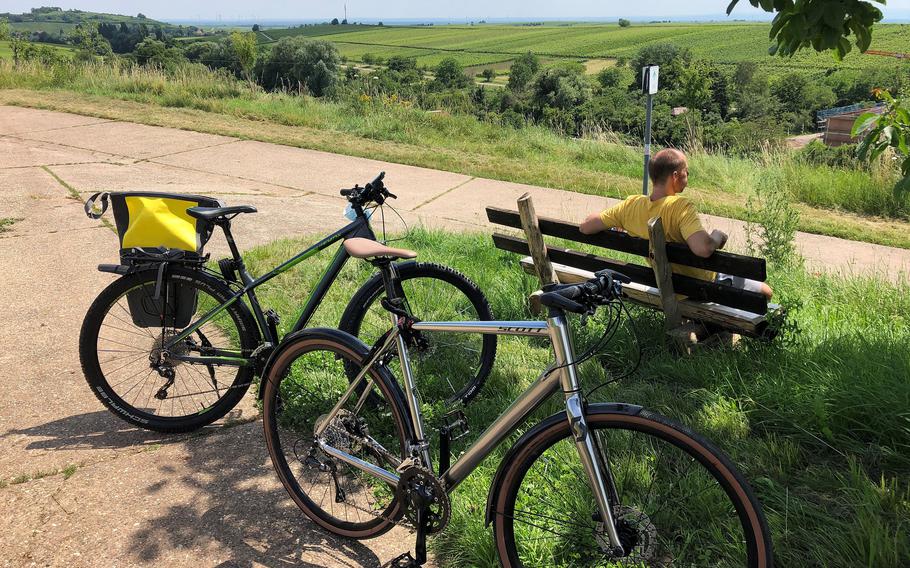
547 314 626 555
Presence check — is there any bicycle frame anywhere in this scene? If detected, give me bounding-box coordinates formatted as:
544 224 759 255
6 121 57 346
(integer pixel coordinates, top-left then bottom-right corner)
164 213 375 365
314 314 626 550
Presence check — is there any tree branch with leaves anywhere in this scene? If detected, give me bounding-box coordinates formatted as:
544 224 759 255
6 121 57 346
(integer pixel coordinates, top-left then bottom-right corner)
727 0 884 59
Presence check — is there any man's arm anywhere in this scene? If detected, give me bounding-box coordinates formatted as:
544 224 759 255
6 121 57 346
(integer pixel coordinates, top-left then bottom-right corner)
685 229 728 258
579 212 608 235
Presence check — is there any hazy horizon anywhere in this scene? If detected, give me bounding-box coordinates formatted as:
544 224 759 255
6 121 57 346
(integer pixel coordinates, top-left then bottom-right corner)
3 1 910 24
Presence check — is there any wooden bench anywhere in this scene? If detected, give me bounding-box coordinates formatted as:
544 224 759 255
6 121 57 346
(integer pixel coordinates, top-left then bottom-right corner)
487 195 782 349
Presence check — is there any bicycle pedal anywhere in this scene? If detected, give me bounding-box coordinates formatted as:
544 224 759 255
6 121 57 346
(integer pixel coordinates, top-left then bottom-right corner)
442 410 469 441
390 552 423 567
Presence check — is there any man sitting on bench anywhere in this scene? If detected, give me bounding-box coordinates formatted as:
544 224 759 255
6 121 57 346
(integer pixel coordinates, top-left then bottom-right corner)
579 148 773 300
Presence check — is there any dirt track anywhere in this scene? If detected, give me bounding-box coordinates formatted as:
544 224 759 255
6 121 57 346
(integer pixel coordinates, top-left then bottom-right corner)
0 105 907 567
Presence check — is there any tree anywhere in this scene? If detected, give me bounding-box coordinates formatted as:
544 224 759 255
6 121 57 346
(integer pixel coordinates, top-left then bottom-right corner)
69 24 113 61
630 43 692 90
434 57 470 89
596 67 622 89
257 37 340 96
137 13 147 19
481 68 496 82
252 24 260 32
0 18 9 41
134 37 186 69
331 18 340 25
726 0 883 59
387 55 417 73
229 31 258 81
531 64 591 112
507 51 540 92
341 19 348 25
618 18 631 27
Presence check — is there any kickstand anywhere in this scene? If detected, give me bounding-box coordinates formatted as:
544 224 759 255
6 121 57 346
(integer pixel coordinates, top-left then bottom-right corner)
390 504 429 567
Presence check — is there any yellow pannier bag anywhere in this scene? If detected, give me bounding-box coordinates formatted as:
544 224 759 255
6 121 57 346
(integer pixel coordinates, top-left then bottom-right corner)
84 191 222 328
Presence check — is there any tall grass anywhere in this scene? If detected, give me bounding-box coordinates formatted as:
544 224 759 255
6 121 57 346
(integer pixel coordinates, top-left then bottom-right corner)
238 227 908 567
1 59 908 244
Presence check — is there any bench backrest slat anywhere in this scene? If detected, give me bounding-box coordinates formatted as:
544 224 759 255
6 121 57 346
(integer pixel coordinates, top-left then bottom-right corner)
486 206 766 281
493 233 769 314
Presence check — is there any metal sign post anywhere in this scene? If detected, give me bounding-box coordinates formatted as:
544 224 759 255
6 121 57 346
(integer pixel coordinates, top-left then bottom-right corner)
641 65 659 195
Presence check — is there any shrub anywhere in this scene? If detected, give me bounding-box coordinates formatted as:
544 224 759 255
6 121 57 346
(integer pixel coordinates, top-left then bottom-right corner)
256 37 339 96
434 57 469 89
746 171 801 268
507 51 539 92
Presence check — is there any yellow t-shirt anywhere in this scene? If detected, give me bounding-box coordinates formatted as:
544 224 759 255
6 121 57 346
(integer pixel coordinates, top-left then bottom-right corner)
598 194 715 282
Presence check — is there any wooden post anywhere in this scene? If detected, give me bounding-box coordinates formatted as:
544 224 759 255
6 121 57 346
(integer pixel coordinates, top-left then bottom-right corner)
518 193 558 287
647 217 682 330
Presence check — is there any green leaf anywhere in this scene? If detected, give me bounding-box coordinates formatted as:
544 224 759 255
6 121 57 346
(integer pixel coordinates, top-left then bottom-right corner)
726 0 741 16
881 125 895 145
759 0 775 11
851 112 879 136
769 12 787 39
823 6 846 28
895 107 910 126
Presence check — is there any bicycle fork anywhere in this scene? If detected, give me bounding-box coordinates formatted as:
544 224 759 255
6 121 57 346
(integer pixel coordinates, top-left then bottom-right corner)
548 314 626 556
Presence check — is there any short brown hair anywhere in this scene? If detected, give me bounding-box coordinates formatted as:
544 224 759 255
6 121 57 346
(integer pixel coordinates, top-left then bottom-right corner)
648 149 686 184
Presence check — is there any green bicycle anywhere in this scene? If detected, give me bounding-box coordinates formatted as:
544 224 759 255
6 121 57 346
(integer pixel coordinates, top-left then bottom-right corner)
79 173 497 433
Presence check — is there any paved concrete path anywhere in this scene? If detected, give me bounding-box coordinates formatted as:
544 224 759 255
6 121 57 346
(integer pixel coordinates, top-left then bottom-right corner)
0 105 908 567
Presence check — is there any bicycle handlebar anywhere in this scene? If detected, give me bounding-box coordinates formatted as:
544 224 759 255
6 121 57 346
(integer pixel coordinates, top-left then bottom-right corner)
538 270 629 315
338 172 395 206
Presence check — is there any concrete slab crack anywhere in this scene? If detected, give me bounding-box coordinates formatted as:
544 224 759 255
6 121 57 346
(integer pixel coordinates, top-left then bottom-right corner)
134 138 240 163
412 177 475 211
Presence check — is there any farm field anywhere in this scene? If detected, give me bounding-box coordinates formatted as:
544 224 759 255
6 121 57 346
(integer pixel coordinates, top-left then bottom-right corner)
255 22 910 74
0 40 73 59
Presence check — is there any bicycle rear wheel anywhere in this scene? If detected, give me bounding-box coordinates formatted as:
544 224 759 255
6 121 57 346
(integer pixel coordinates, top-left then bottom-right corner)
262 329 413 539
79 267 259 433
339 261 496 405
492 407 773 567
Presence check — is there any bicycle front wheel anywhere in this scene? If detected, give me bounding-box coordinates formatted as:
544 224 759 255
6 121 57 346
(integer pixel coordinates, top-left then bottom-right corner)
79 267 260 433
492 407 773 567
339 261 496 405
262 329 413 539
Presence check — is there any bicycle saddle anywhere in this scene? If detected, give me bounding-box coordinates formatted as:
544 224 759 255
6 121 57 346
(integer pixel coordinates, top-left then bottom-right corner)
187 205 257 221
344 238 417 260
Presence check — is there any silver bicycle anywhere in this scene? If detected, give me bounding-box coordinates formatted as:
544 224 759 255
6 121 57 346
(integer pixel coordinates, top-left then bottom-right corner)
261 247 773 567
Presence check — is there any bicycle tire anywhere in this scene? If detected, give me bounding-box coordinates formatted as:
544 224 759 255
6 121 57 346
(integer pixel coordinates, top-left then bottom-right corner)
492 406 773 567
79 267 260 433
339 261 496 405
262 328 413 539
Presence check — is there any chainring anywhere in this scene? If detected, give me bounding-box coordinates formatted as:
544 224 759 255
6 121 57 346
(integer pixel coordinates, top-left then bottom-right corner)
396 465 450 534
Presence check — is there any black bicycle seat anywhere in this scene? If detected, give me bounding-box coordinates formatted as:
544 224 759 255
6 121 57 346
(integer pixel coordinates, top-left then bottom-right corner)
187 205 257 221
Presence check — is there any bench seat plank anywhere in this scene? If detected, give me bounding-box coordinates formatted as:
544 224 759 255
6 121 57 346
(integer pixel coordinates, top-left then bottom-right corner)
519 258 776 337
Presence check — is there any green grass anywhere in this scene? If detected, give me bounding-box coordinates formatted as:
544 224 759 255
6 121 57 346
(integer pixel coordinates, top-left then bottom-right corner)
0 217 21 233
0 59 908 249
243 228 909 567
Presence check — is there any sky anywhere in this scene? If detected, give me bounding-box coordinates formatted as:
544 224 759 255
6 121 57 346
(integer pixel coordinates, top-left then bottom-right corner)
3 1 910 22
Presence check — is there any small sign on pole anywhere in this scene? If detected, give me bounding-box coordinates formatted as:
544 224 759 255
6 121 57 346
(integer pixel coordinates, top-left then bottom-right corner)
641 64 659 195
